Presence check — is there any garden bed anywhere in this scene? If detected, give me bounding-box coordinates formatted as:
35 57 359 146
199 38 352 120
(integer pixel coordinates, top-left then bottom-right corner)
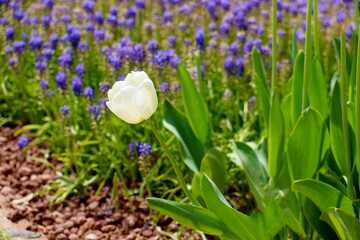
0 126 199 240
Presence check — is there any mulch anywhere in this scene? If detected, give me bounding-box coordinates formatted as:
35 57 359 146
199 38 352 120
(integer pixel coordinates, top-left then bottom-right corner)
0 126 201 240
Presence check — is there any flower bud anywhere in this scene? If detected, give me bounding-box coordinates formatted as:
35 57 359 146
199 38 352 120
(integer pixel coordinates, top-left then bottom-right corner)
106 71 158 124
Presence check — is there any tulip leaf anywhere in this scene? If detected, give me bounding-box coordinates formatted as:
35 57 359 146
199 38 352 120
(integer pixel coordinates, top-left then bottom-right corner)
290 51 305 127
253 73 270 135
291 179 355 216
330 82 348 174
232 141 267 210
252 48 270 95
331 208 360 240
303 198 338 240
191 148 227 206
178 63 211 147
309 56 329 120
146 197 236 239
268 90 285 183
201 174 260 240
287 107 329 181
163 100 204 173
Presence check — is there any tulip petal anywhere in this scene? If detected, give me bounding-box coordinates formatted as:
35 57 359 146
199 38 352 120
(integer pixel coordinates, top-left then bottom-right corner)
135 80 158 119
108 81 126 101
106 101 142 124
109 86 143 124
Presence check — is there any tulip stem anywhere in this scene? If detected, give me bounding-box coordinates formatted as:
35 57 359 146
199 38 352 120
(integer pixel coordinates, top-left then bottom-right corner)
146 119 200 206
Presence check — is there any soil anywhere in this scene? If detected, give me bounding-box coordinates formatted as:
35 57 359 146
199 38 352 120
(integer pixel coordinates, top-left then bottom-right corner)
0 126 201 240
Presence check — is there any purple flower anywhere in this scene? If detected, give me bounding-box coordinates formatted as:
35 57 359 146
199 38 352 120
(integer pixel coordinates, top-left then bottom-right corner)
147 39 159 52
42 15 51 28
78 42 90 52
99 82 110 91
322 15 331 28
29 36 43 51
94 11 104 25
109 6 118 16
229 41 239 55
168 35 177 47
42 48 52 61
5 27 15 41
75 64 86 78
160 81 171 92
195 28 205 50
126 5 137 18
138 143 152 156
5 45 12 55
135 0 145 9
108 52 122 68
334 10 345 23
18 137 29 150
86 22 95 32
8 57 15 66
346 23 356 39
89 105 101 120
59 104 70 116
224 56 234 74
84 86 95 99
39 79 49 90
71 77 83 96
14 9 25 21
13 40 26 53
129 141 140 154
162 11 173 22
235 57 244 76
69 29 81 47
49 34 58 49
82 0 95 13
132 43 146 62
56 71 67 90
219 22 230 35
35 59 46 72
94 28 105 41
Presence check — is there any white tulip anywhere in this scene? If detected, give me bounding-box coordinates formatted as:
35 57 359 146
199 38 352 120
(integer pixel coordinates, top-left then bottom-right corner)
106 71 158 124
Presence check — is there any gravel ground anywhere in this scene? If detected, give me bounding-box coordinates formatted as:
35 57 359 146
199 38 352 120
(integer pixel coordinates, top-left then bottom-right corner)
0 126 201 240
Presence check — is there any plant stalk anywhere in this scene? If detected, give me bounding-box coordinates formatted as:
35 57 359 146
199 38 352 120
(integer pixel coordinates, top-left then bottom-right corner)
313 0 321 60
302 0 313 111
146 118 200 206
271 0 277 93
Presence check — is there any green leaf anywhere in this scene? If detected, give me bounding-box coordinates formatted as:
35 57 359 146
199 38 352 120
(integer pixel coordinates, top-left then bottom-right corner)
332 208 360 240
178 63 211 146
303 198 338 240
146 197 236 238
201 174 259 240
287 107 328 181
330 82 348 174
252 48 270 95
200 148 227 192
281 93 292 134
292 179 355 216
290 51 305 126
254 73 270 134
191 148 227 206
290 26 298 63
308 56 329 119
268 90 285 182
232 141 267 210
163 100 205 173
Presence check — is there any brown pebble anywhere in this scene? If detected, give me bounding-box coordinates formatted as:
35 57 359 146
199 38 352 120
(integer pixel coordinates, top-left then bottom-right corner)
101 225 116 233
19 166 32 177
64 220 74 229
142 230 153 237
88 201 99 210
69 233 79 240
56 233 67 240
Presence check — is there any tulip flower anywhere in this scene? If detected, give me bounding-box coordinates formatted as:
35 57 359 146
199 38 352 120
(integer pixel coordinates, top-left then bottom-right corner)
107 70 199 206
106 71 158 124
